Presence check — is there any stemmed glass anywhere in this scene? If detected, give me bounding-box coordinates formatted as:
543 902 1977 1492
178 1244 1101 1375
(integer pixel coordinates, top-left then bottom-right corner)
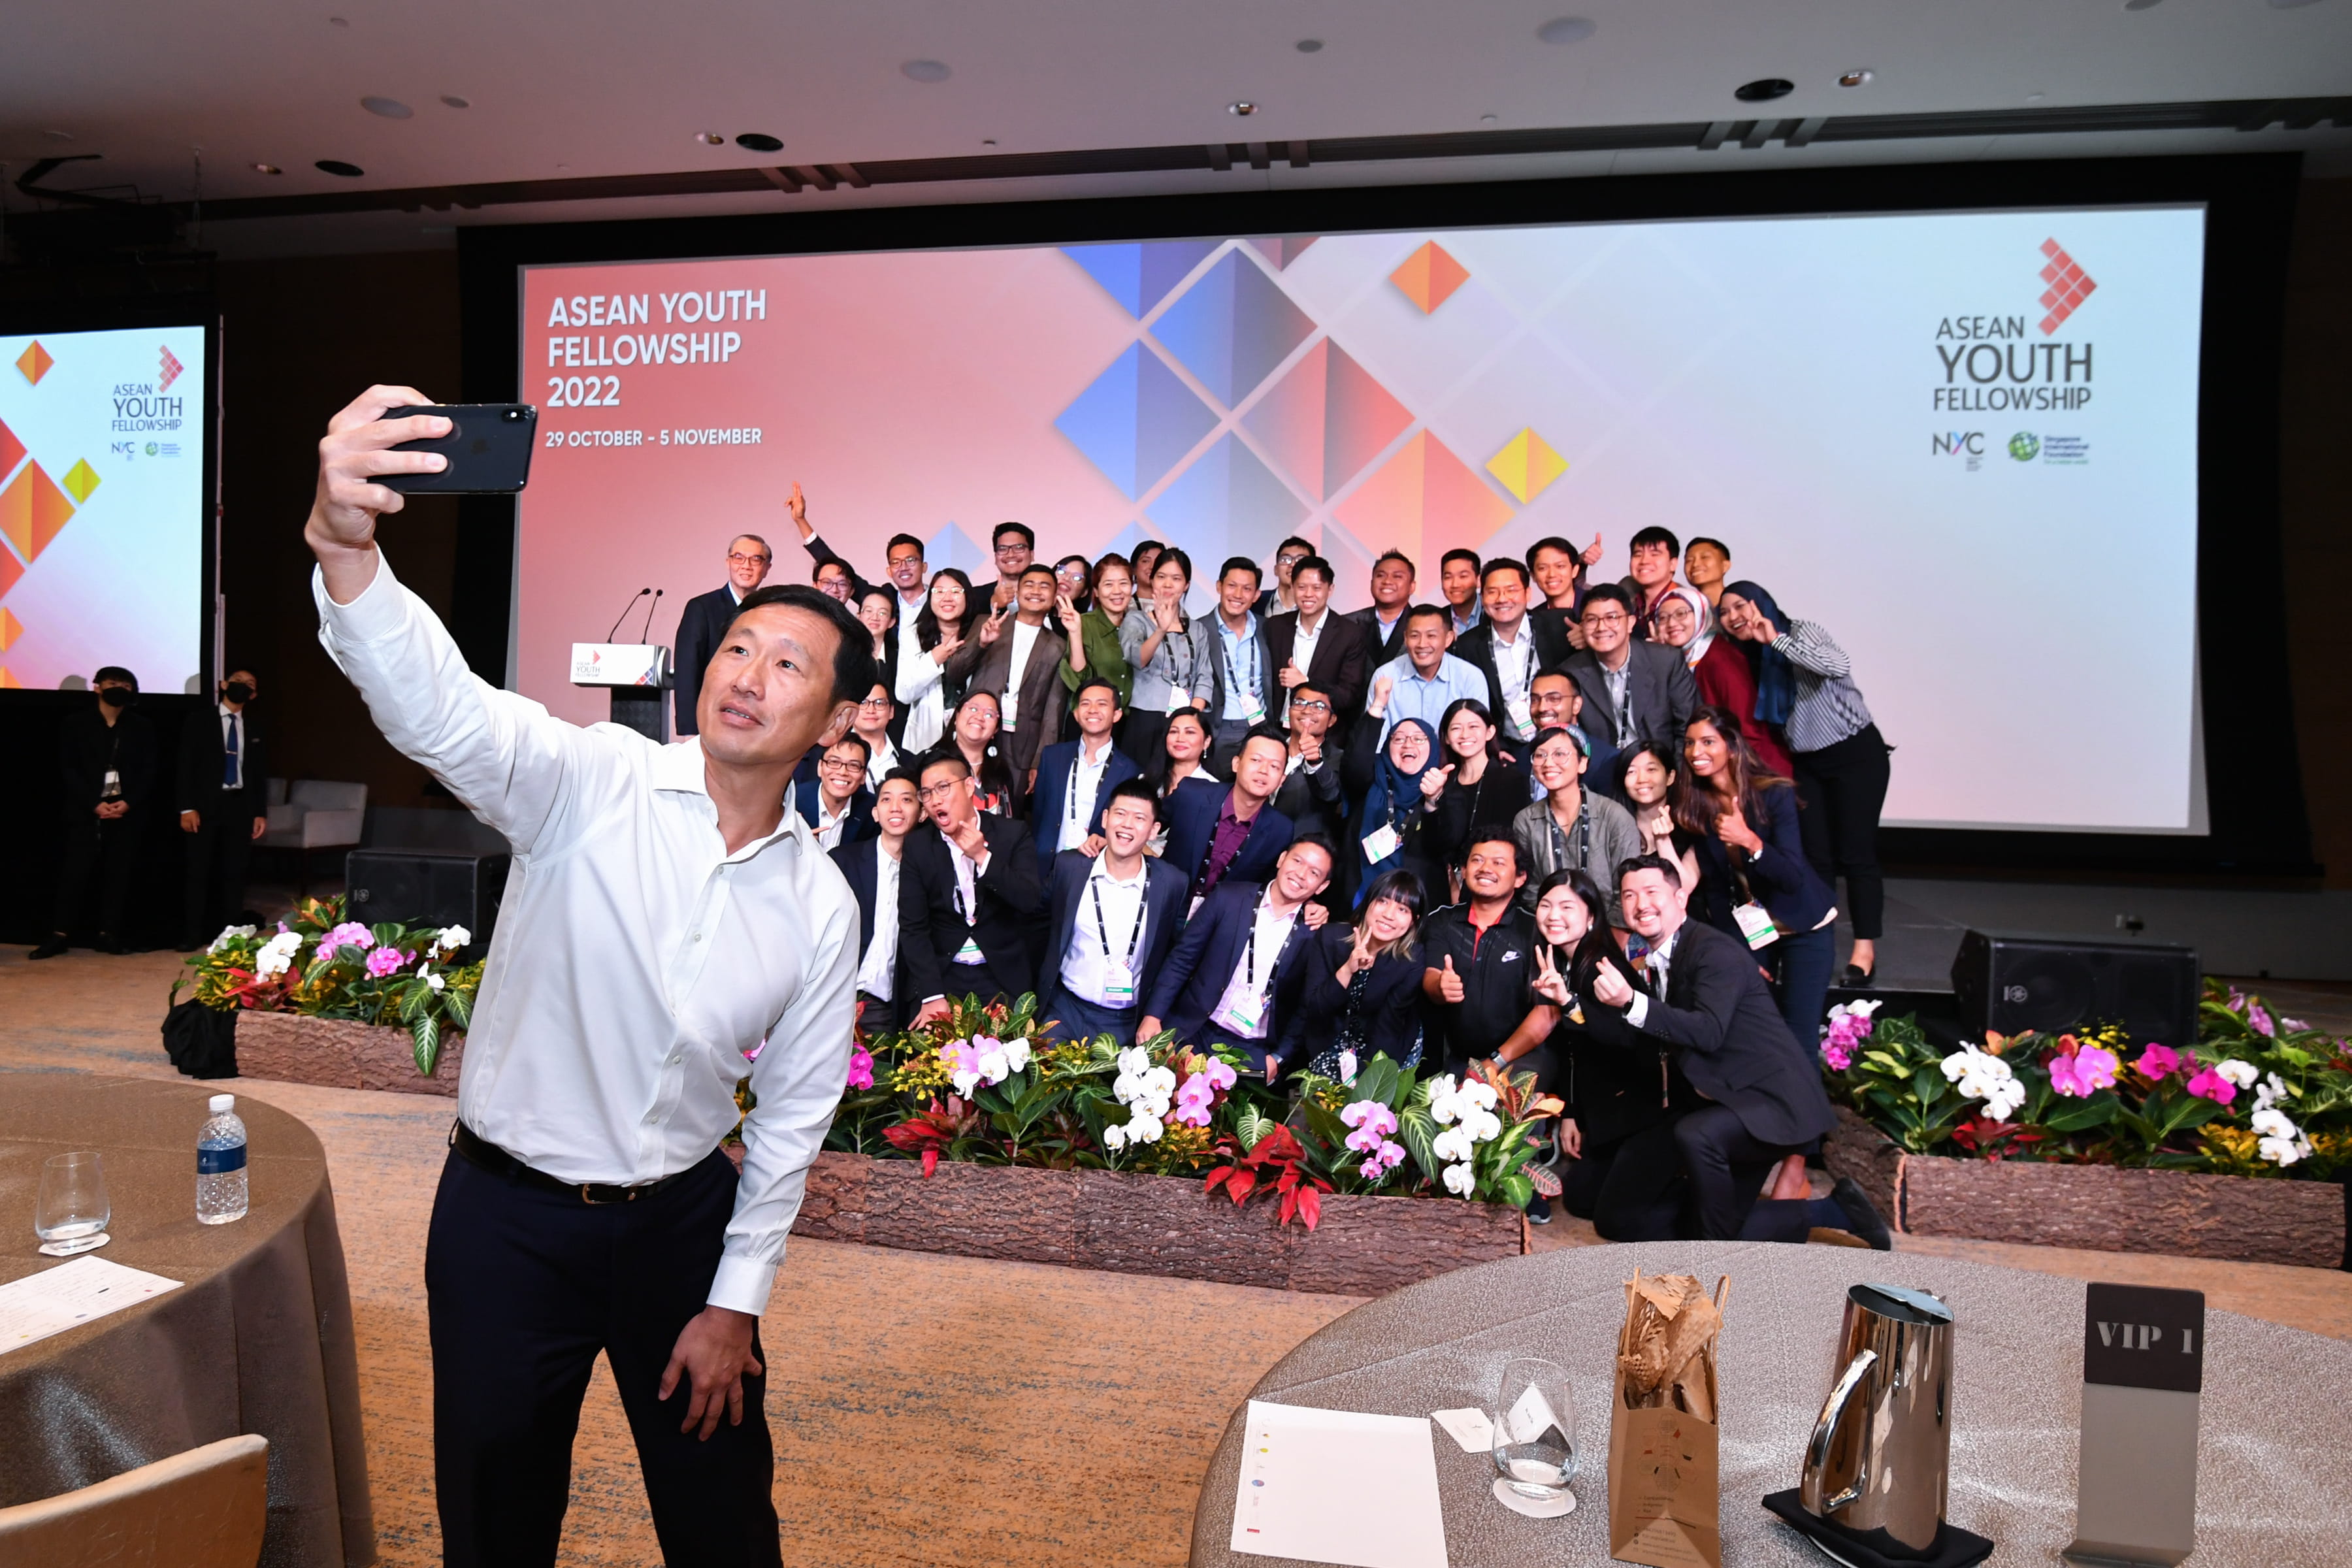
1492 1357 1578 1516
35 1151 112 1256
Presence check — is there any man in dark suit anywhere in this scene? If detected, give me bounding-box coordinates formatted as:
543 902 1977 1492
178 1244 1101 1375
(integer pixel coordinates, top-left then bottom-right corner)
1027 678 1138 877
1138 836 1334 1077
1160 727 1295 905
1036 779 1188 1047
1586 855 1846 1242
1264 556 1370 736
672 533 774 736
1343 548 1416 669
1449 560 1545 749
1560 585 1697 755
793 734 875 850
970 522 1035 615
962 565 1068 790
33 668 158 958
830 770 923 1031
903 753 1046 1025
174 666 270 949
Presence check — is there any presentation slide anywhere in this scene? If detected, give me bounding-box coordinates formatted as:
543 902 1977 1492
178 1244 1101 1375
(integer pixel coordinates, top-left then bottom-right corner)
514 205 2206 832
1 324 208 694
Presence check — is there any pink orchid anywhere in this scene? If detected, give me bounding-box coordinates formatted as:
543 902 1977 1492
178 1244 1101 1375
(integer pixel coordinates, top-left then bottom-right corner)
323 921 374 958
1360 1139 1406 1179
2134 1043 2181 1081
1171 1073 1217 1127
364 945 412 979
2283 1018 2309 1034
1340 1099 1400 1155
1201 1059 1238 1092
939 1039 981 1078
2247 1004 2275 1037
1821 1037 1855 1071
845 1045 875 1091
2183 1066 2236 1106
2048 1043 2120 1098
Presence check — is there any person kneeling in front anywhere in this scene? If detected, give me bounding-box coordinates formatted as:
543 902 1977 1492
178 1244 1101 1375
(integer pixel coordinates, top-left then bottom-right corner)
1137 836 1334 1079
305 387 872 1568
1035 777 1188 1048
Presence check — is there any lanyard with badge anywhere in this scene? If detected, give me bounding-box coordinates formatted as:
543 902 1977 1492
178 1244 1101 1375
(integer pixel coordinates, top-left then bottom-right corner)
1089 874 1145 1006
1228 627 1266 725
1164 626 1200 715
1211 900 1284 1036
951 858 988 965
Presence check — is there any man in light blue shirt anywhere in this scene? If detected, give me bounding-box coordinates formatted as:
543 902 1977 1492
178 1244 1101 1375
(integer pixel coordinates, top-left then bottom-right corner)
1209 556 1275 767
1370 604 1492 741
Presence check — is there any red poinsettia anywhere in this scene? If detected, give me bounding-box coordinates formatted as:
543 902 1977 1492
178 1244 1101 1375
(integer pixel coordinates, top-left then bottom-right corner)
881 1096 980 1177
1202 1124 1333 1230
1950 1114 2044 1162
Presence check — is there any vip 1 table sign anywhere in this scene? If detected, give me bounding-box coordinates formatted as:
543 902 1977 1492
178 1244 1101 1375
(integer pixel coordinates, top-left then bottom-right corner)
2066 1283 2206 1568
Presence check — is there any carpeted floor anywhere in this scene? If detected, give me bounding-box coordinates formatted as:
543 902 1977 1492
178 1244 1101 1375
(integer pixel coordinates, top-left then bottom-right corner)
6 941 2351 1565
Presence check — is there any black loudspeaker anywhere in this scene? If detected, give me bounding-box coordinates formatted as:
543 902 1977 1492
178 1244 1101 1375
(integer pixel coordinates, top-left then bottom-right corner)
1950 930 2200 1047
344 849 511 953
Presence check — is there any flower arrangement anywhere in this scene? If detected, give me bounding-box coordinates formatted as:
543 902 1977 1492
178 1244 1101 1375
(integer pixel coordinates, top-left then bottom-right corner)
823 993 1561 1227
174 897 482 1076
1822 980 2352 1178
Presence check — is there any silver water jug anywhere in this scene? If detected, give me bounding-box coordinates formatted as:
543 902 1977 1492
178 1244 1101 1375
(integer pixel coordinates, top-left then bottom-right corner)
1799 1282 1956 1551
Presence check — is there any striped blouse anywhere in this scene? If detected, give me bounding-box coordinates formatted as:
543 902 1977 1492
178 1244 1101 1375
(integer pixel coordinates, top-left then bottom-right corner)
1776 619 1876 755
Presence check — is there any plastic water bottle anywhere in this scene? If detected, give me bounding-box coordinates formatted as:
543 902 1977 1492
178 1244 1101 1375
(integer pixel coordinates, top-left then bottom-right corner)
197 1094 248 1225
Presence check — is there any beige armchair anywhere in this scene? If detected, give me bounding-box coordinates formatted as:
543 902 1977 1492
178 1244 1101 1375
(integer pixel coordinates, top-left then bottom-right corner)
261 779 368 893
0 1433 267 1568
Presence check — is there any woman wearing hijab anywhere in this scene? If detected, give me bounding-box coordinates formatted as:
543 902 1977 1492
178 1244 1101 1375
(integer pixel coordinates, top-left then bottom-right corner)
1342 715 1446 910
1718 580 1891 988
896 568 990 753
1653 591 1795 778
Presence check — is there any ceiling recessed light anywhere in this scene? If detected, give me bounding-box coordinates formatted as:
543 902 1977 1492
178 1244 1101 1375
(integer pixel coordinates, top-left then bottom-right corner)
251 162 282 174
440 94 470 110
696 131 725 145
360 96 413 119
315 159 365 177
1838 69 1874 88
902 59 951 84
2025 91 2047 103
982 137 998 146
1228 101 1258 116
735 132 783 153
42 129 73 142
328 15 349 26
2121 0 2164 10
1296 39 1324 54
1537 17 1597 44
1734 78 1795 103
1480 114 1499 125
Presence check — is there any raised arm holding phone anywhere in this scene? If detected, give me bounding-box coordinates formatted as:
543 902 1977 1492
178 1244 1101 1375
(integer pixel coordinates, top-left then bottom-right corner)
306 386 876 1568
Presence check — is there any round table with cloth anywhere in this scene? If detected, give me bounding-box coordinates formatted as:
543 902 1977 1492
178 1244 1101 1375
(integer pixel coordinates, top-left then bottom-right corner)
0 1074 374 1567
1188 1240 2352 1567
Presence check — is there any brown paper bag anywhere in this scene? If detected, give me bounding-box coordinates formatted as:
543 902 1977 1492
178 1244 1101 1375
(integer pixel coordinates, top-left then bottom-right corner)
1607 1271 1725 1568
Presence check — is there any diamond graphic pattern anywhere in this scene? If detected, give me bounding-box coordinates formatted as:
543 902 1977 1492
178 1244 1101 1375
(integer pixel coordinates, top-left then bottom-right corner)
0 606 19 651
1486 427 1569 504
1146 434 1307 566
1249 236 1320 271
1062 241 1220 320
1333 431 1514 573
1390 242 1471 315
2037 238 2097 336
1243 339 1413 502
0 459 77 564
0 540 20 600
0 418 24 480
0 667 20 689
159 343 186 391
15 340 53 385
1054 342 1218 500
62 458 101 504
1150 250 1316 408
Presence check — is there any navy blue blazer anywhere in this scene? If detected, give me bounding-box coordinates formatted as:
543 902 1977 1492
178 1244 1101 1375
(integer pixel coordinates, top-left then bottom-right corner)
829 836 907 1026
791 754 875 844
1034 850 1189 1019
1025 740 1141 876
1142 879 1316 1051
672 582 743 737
1160 785 1294 899
1688 783 1833 938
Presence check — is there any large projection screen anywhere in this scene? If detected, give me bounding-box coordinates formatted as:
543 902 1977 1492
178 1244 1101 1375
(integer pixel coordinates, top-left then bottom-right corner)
514 205 2205 834
1 323 209 695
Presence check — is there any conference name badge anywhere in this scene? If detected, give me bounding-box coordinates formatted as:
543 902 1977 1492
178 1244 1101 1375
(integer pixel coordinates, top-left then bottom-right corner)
1241 689 1267 725
954 936 987 966
1361 823 1402 864
1102 965 1136 1007
1507 696 1535 740
1001 693 1019 731
1167 684 1192 715
1214 988 1267 1037
1732 901 1780 951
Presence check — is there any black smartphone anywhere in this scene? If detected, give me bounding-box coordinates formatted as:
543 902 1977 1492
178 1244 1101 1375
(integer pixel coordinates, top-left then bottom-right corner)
382 403 538 494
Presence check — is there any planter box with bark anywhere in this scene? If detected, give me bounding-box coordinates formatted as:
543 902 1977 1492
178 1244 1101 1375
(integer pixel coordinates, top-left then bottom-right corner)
233 1011 465 1098
1825 1104 2345 1269
789 1151 1527 1295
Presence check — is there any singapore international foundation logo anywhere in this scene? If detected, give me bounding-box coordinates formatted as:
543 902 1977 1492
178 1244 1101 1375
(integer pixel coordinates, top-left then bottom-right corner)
2037 239 2097 335
2007 432 2041 462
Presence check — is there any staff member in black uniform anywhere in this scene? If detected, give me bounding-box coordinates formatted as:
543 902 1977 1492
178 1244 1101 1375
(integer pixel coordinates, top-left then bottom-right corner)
177 667 270 949
33 667 157 958
1418 834 1551 1081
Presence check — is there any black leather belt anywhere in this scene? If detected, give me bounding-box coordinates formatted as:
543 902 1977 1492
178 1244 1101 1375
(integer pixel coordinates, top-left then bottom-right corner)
449 1120 706 1205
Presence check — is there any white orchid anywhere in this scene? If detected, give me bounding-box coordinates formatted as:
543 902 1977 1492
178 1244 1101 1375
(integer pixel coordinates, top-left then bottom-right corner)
423 970 446 992
1102 1122 1128 1151
1442 1162 1477 1197
1459 1107 1504 1144
208 924 257 954
1940 1045 2025 1122
1124 1111 1164 1145
1426 1074 1462 1124
434 925 472 953
975 1045 1011 1085
949 1061 985 1098
1002 1036 1032 1073
253 930 304 980
1432 1126 1474 1164
1117 1045 1152 1079
2215 1059 2258 1089
1456 1079 1499 1115
2249 1103 2311 1166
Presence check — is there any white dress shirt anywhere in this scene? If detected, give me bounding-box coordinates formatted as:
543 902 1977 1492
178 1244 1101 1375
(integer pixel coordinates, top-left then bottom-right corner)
1060 858 1149 1007
857 848 901 1002
1488 621 1537 736
862 735 901 792
897 645 950 753
218 704 248 791
813 795 853 852
314 553 856 1318
1003 619 1041 731
1058 736 1115 852
1625 926 1682 1032
1282 612 1325 723
1209 894 1299 1040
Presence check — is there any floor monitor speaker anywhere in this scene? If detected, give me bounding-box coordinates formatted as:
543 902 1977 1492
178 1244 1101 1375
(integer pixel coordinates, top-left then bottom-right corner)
344 849 511 953
1950 930 2199 1047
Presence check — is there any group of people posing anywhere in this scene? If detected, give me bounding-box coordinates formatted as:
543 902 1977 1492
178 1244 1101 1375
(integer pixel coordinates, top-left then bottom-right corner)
679 492 1895 1241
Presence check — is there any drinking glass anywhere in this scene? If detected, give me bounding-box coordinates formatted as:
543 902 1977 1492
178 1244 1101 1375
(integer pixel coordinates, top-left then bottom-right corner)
1492 1357 1578 1512
36 1151 112 1256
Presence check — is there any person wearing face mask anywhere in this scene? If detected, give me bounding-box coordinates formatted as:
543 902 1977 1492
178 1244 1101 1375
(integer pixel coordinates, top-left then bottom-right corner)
33 668 159 958
174 666 270 950
1284 868 1429 1078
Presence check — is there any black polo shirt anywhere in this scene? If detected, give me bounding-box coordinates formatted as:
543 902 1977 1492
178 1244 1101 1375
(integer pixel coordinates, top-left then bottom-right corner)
1419 902 1538 1070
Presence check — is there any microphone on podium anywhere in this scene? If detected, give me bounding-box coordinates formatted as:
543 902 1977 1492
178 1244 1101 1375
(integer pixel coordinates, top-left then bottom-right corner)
605 587 651 642
638 588 664 644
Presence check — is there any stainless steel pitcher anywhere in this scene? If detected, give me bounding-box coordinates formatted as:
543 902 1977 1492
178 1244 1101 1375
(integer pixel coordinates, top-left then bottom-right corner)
1799 1282 1956 1551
